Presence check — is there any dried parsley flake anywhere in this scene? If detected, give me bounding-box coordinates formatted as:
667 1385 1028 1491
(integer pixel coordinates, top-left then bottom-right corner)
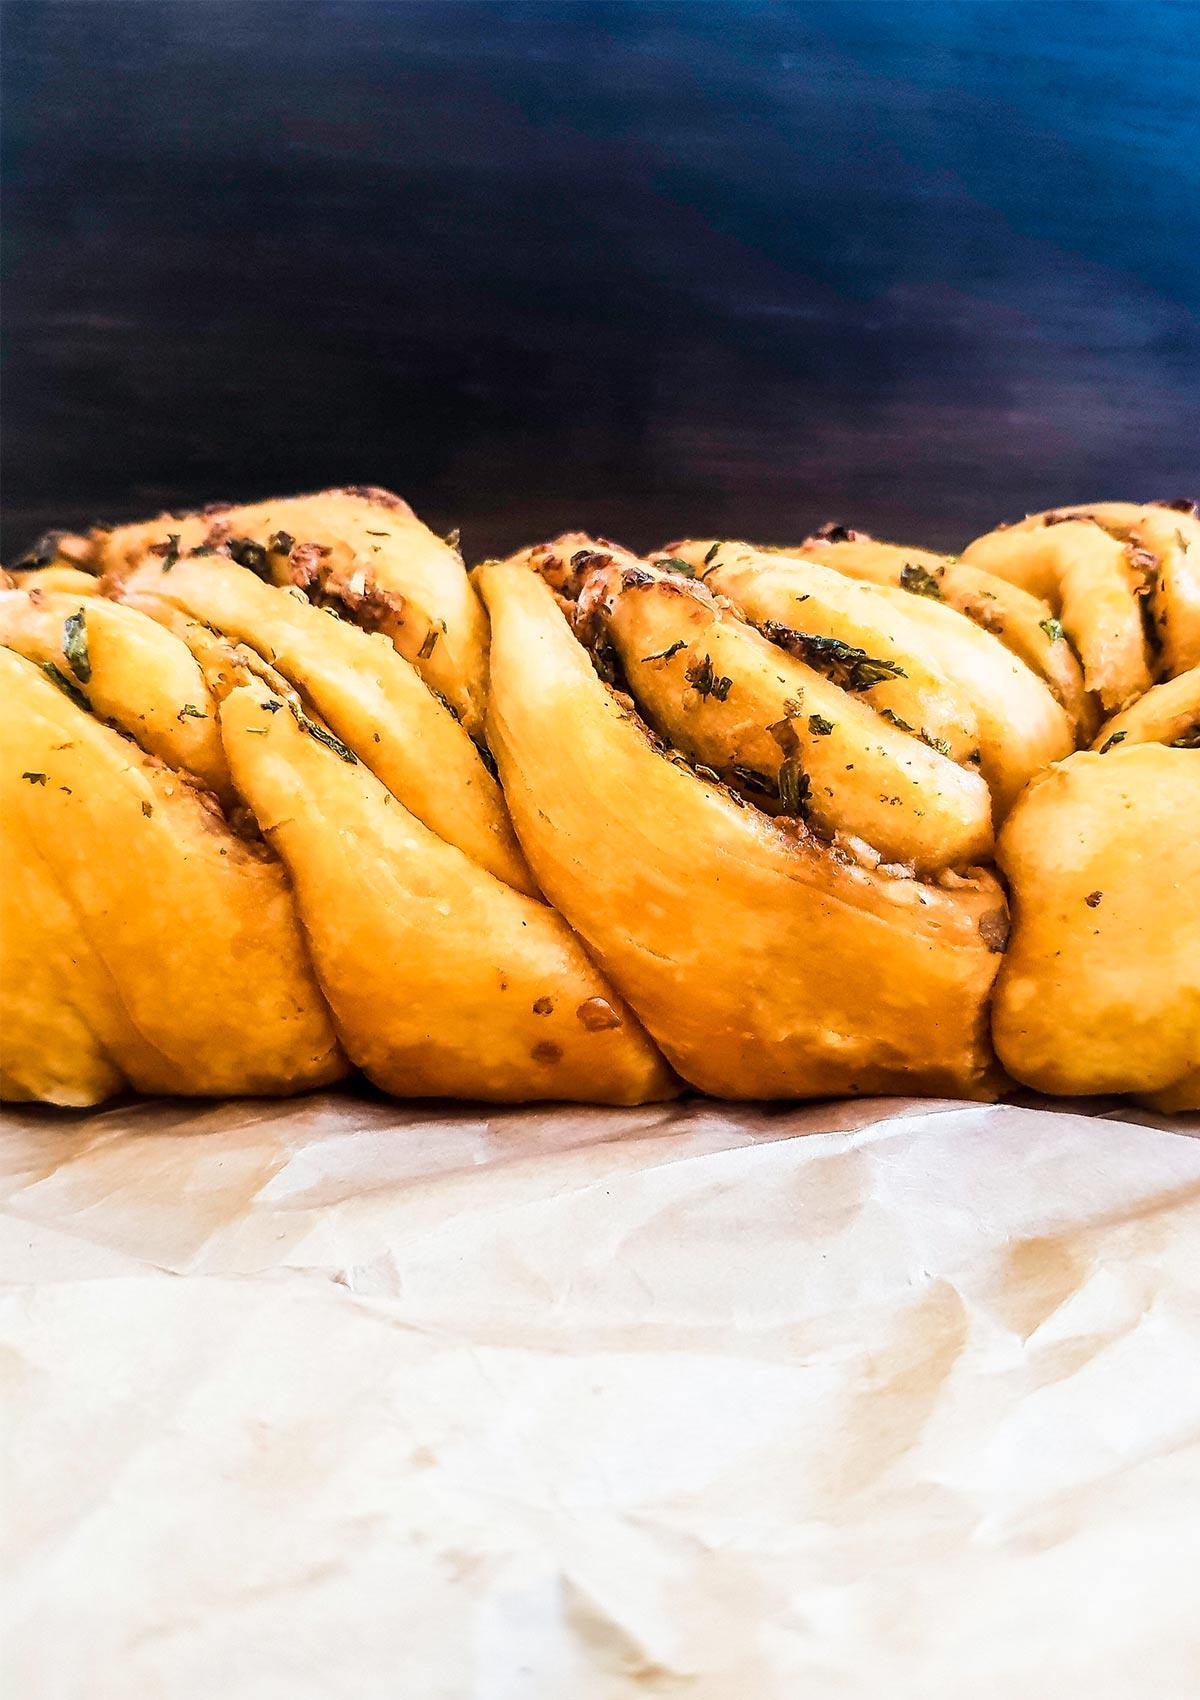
418 621 446 659
290 701 357 763
685 653 732 701
759 621 905 690
43 661 90 713
900 563 943 599
777 757 811 818
228 537 272 580
63 609 91 682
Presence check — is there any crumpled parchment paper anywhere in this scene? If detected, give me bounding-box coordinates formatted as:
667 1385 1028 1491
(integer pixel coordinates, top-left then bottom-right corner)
2 1091 1199 1699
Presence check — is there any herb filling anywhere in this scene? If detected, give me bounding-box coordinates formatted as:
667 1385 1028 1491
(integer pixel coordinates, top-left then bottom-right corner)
62 610 91 682
758 621 906 691
289 702 358 763
685 653 733 701
227 537 272 580
900 562 943 599
42 661 90 713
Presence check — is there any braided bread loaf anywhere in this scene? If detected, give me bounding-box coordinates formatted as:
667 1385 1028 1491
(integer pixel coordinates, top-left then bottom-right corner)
2 491 1196 1111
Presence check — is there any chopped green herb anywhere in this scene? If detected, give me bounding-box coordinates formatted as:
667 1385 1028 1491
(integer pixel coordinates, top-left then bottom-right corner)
703 543 721 567
878 707 914 734
365 530 389 538
921 732 954 757
654 556 696 578
766 714 811 817
21 771 47 785
63 609 91 682
808 713 834 736
642 640 687 663
1170 726 1200 748
418 621 445 659
260 698 283 713
591 635 621 686
227 537 272 580
161 533 181 572
1039 617 1066 643
289 702 358 763
1099 730 1127 754
268 530 294 555
759 621 906 690
43 661 90 713
685 653 733 701
692 762 723 784
777 757 811 818
900 562 943 599
141 800 154 818
177 703 207 720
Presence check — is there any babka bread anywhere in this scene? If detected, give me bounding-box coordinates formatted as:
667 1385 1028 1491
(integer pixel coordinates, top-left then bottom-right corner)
2 491 1195 1109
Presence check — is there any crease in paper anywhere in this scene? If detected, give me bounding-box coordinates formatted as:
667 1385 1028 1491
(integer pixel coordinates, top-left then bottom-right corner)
2 1090 1199 1699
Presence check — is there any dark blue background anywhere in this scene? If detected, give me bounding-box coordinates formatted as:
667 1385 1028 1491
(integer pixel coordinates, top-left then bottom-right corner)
3 0 1197 557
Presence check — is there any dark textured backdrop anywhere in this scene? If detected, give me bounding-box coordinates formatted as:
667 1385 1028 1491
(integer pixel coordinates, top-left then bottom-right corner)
3 0 1198 559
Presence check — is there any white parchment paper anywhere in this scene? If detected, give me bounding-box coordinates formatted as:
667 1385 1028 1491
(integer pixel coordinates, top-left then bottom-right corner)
2 1092 1199 1699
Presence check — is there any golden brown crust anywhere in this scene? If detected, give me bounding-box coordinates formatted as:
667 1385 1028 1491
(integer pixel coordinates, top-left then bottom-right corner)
1 498 674 1107
92 487 490 735
0 648 347 1104
714 534 1100 741
4 491 1196 1109
479 554 1006 1100
962 502 1200 700
220 684 676 1104
0 588 234 802
116 552 535 894
1089 668 1200 752
992 746 1199 1101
